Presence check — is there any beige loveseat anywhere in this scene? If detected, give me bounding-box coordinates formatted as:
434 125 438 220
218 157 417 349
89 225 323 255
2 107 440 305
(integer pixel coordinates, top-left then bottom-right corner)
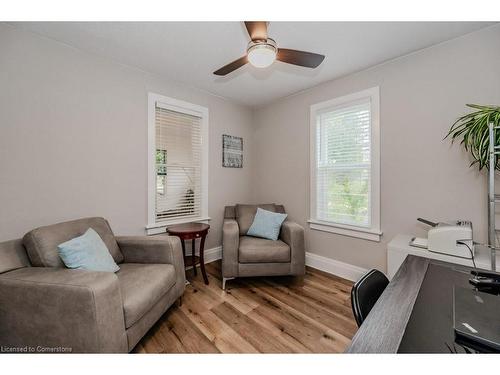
222 204 305 289
0 217 185 353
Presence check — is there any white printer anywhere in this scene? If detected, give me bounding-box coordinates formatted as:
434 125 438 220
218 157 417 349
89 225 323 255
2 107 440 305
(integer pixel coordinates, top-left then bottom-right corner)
410 218 474 259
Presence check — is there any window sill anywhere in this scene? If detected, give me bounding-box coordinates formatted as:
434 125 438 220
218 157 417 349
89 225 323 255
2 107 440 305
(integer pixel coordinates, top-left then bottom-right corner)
308 219 382 242
146 217 211 235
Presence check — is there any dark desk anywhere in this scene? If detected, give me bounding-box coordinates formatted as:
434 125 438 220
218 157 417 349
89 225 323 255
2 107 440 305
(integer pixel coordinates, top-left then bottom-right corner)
346 255 497 353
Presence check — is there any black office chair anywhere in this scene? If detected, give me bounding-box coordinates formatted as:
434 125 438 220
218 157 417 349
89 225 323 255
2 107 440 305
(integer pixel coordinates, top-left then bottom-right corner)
351 269 389 327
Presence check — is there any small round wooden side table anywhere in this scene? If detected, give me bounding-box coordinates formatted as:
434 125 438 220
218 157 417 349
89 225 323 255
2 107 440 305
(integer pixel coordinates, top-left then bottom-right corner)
167 223 210 285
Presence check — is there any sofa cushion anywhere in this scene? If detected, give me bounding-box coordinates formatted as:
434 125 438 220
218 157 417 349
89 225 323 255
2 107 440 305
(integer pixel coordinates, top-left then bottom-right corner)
235 204 276 235
23 217 123 267
117 263 176 329
238 236 291 263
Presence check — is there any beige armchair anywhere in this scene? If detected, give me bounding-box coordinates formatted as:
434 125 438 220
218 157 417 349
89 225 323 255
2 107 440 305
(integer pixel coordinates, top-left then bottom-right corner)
222 204 305 289
0 217 185 353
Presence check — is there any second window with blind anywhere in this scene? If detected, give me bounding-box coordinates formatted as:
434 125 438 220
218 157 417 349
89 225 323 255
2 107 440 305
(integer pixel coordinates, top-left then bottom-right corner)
309 87 381 242
147 93 209 234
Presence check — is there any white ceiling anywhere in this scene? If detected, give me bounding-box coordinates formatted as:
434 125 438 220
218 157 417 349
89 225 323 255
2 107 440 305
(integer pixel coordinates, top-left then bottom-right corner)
11 22 495 107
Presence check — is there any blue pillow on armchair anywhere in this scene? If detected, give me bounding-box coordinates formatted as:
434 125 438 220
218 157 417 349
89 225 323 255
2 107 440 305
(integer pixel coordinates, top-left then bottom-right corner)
246 208 288 241
57 228 120 272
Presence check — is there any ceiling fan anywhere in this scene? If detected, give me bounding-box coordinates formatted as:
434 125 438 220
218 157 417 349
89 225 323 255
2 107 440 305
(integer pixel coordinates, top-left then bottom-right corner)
213 22 325 76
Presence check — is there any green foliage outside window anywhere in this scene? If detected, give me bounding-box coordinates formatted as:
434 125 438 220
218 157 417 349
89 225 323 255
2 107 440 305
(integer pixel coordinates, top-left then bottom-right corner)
327 173 369 225
156 149 167 175
322 109 370 226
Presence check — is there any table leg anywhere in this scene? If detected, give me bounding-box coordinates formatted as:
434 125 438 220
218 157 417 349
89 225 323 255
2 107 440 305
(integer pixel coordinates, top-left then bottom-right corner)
180 239 188 279
199 234 208 285
180 239 186 258
192 239 197 276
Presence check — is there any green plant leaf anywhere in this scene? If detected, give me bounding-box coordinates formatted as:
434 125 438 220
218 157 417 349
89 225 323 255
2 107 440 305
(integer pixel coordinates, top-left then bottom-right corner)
446 104 500 171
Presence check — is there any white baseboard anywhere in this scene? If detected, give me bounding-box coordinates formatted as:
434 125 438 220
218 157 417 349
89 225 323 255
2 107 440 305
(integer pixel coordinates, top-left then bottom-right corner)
185 246 222 264
305 252 367 282
203 246 222 263
198 246 365 282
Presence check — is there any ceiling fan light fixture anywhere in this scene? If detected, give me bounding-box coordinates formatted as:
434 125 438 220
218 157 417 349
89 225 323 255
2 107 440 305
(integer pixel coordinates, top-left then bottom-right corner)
247 39 277 68
213 23 325 76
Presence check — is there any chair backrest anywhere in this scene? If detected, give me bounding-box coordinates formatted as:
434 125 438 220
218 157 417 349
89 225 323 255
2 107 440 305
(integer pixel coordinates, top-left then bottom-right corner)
0 239 31 274
224 204 286 235
23 217 123 267
351 269 389 327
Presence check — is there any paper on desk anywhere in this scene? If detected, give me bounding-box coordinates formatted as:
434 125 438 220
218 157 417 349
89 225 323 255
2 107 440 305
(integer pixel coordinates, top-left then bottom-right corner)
410 237 428 249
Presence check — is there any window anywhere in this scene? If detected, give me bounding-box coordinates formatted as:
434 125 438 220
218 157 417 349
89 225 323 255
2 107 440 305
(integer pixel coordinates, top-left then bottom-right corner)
147 93 209 234
309 87 381 241
156 149 167 195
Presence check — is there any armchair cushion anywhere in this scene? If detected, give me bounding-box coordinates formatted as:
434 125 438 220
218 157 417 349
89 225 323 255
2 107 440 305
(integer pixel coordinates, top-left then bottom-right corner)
23 217 123 268
236 204 276 235
117 263 176 328
238 236 290 263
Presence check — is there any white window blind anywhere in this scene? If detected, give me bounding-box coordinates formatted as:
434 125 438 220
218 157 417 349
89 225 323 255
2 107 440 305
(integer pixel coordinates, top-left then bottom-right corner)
155 104 202 222
315 99 372 228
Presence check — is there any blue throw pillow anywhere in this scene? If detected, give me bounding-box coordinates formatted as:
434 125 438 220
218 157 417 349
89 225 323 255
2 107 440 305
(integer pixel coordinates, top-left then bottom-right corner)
57 228 120 272
247 208 288 241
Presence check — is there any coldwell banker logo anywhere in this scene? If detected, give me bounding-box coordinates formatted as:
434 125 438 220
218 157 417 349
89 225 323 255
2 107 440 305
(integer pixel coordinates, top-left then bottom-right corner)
1 345 72 353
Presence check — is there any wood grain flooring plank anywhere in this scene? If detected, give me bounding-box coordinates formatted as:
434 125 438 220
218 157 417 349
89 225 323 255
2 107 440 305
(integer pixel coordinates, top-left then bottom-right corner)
237 281 351 352
306 267 354 287
190 274 258 314
285 282 355 320
155 318 186 353
135 260 356 353
134 342 146 353
179 287 259 353
256 280 357 338
141 329 165 354
159 308 220 353
211 301 292 353
264 275 352 309
302 278 352 303
245 308 313 353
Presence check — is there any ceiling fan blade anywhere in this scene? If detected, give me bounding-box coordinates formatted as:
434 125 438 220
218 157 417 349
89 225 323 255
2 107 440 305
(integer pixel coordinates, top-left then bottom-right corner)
244 21 268 41
276 48 325 68
213 55 248 76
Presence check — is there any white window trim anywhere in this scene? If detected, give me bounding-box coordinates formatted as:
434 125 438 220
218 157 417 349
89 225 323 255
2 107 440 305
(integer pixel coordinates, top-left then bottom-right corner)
146 93 209 235
309 87 381 242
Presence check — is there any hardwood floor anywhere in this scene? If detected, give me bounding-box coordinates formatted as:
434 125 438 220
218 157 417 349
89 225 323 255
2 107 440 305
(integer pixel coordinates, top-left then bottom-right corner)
134 261 357 353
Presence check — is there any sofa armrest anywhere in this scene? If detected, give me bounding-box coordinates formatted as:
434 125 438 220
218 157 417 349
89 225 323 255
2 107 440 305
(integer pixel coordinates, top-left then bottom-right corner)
117 235 181 264
117 235 186 290
222 219 239 278
280 221 306 276
0 267 127 353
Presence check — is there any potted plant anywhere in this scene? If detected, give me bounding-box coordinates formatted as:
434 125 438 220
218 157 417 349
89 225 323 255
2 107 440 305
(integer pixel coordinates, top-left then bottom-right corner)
446 104 500 170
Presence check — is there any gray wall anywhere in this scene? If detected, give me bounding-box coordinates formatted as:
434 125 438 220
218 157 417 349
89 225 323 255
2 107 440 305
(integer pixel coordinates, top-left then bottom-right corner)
0 23 254 249
252 25 500 271
2 23 500 271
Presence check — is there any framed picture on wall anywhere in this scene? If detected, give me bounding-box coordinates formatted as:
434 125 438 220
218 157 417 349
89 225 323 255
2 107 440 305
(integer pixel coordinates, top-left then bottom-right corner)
222 134 243 168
